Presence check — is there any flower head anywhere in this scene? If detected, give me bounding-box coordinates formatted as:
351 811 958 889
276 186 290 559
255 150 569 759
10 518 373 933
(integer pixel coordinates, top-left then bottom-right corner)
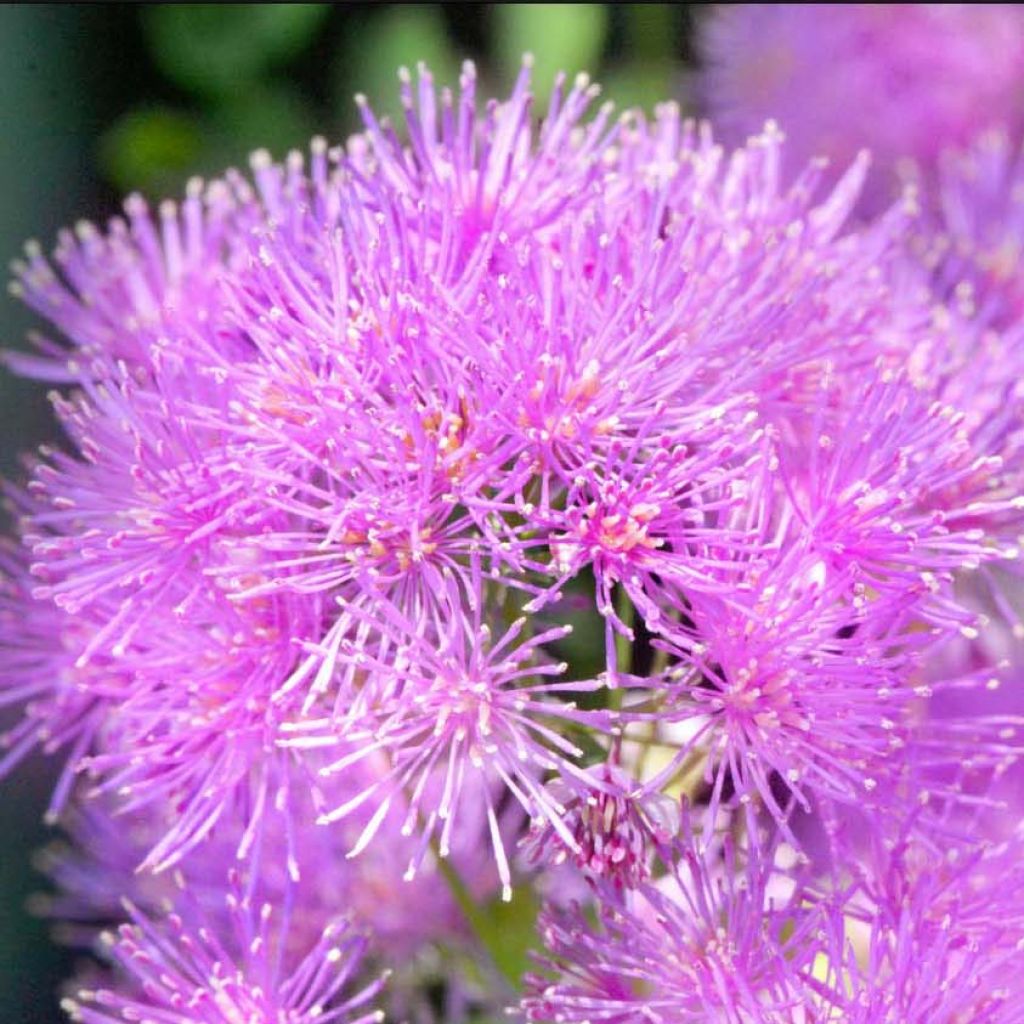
900 133 1024 543
62 878 386 1024
523 819 817 1023
287 563 612 902
0 542 109 822
6 182 256 379
39 752 502 963
920 130 1024 329
701 4 1024 212
78 585 322 872
521 761 680 888
806 822 1024 1023
3 55 1024 1022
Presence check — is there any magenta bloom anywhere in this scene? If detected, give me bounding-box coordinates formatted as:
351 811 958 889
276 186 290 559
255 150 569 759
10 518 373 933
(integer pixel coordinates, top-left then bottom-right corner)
773 370 1019 617
904 133 1024 546
921 130 1024 329
287 564 611 902
79 583 329 871
351 59 619 259
0 543 109 822
40 757 503 965
640 543 921 830
806 821 1024 1023
3 55 1024 1021
62 881 386 1024
6 185 257 378
521 761 680 889
701 5 1024 212
523 820 818 1023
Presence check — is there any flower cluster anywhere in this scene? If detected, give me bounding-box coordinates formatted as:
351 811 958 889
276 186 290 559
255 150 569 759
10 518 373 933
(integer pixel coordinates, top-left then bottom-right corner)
700 4 1024 213
3 41 1024 1023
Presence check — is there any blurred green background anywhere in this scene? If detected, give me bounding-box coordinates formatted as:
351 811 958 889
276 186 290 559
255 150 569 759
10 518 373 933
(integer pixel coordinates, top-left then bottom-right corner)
0 5 699 1020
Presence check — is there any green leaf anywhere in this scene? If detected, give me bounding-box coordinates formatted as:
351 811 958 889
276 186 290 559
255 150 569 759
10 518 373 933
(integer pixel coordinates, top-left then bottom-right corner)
601 62 680 116
493 4 609 103
143 4 329 98
475 883 541 989
98 107 203 193
208 83 319 162
624 3 676 61
334 6 460 129
98 83 320 196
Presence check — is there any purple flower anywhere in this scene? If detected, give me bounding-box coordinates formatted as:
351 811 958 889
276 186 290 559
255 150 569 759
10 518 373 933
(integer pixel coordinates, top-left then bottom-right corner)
77 586 323 871
352 60 617 259
806 821 1024 1023
286 563 612 902
521 761 680 888
3 55 1024 1020
61 877 386 1024
773 370 1020 615
523 818 817 1023
638 543 923 830
530 416 768 678
902 133 1024 552
39 755 503 961
22 368 263 661
917 130 1024 329
6 184 257 379
700 4 1024 213
0 542 108 822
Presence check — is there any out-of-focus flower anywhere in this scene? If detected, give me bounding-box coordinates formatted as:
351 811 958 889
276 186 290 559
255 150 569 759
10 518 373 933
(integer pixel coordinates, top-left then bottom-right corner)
902 133 1024 551
39 761 500 959
523 820 817 1023
919 131 1024 329
700 5 1024 212
61 877 386 1024
806 819 1024 1023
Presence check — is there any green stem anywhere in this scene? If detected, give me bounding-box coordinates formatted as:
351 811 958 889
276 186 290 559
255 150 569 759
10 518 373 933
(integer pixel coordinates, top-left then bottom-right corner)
614 584 635 677
433 839 487 931
609 585 635 720
430 834 524 988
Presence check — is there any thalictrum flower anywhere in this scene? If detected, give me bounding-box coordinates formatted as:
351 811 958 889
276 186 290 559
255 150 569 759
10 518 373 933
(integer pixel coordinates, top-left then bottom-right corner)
805 819 1024 1023
62 878 386 1024
77 585 324 872
39 754 504 962
0 543 107 822
6 183 257 380
521 760 680 888
285 562 613 902
700 4 1024 213
523 818 818 1023
2 57 1023 1023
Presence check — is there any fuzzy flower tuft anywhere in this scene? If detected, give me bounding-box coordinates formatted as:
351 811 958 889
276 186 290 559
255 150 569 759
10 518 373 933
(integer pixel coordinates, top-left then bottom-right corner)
523 819 818 1023
61 876 386 1024
1 53 1023 1024
700 4 1024 212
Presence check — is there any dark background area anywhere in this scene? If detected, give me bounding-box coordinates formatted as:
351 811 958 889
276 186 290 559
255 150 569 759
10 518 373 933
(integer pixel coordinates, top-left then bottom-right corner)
0 6 700 1021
